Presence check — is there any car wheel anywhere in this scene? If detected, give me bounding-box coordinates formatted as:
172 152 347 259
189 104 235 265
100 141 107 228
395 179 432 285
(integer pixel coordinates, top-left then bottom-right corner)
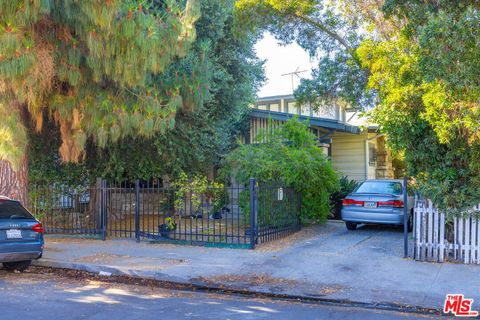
407 210 414 233
3 260 32 272
345 222 357 230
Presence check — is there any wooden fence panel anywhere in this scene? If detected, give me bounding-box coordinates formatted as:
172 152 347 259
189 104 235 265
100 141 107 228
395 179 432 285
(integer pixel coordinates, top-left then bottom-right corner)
433 205 439 261
427 200 433 260
459 217 464 262
415 200 422 260
414 200 480 264
463 218 470 263
439 213 445 262
471 218 475 263
422 202 427 260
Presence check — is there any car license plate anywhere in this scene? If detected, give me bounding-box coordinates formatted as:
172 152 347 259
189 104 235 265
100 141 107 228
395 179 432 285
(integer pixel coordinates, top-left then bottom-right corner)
364 201 377 208
6 229 22 239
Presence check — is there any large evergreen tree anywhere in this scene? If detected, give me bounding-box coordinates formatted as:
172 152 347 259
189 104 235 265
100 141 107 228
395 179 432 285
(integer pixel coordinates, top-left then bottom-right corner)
27 0 264 184
0 0 205 201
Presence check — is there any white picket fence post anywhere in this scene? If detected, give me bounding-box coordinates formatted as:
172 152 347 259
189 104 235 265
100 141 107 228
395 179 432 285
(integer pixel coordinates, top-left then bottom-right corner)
414 200 480 264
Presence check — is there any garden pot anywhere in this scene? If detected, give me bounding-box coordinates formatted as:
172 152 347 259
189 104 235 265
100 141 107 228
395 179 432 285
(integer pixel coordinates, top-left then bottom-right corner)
158 223 176 238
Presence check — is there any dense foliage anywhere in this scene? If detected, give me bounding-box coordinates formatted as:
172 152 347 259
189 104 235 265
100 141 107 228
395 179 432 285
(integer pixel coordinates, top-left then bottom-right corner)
356 1 480 209
28 0 264 183
0 0 205 169
234 0 373 110
330 176 359 219
222 118 339 223
237 0 480 211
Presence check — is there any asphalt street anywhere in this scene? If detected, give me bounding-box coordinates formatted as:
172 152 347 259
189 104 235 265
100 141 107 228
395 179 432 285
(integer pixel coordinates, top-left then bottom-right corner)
0 269 442 320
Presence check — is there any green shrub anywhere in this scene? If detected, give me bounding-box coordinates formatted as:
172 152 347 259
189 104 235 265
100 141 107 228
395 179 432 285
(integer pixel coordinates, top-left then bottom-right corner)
171 172 226 216
222 118 339 223
329 176 360 219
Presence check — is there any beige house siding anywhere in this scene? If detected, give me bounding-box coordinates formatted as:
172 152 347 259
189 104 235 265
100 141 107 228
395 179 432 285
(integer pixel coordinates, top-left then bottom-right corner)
331 133 366 181
331 132 378 182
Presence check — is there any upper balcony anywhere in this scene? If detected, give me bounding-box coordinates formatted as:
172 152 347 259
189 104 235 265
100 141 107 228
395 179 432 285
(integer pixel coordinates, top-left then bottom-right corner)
253 94 347 122
251 94 359 134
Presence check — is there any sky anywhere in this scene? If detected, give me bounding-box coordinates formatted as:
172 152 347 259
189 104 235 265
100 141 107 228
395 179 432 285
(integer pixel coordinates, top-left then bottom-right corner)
253 34 364 125
254 33 317 98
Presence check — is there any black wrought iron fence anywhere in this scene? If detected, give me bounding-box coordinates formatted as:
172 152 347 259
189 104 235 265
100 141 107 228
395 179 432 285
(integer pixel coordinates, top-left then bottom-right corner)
257 182 302 243
28 184 101 237
26 178 301 248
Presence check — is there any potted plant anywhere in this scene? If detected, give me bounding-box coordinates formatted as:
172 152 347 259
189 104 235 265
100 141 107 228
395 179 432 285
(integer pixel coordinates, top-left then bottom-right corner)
159 217 177 238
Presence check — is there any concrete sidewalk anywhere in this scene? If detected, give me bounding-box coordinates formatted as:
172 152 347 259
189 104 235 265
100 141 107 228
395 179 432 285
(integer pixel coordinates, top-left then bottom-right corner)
32 221 480 311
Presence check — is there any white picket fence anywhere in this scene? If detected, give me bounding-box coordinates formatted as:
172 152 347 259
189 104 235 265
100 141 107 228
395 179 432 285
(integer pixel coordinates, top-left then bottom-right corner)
414 199 480 264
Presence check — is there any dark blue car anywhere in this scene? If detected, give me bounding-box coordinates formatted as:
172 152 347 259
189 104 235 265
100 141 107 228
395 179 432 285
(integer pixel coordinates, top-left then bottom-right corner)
0 196 44 271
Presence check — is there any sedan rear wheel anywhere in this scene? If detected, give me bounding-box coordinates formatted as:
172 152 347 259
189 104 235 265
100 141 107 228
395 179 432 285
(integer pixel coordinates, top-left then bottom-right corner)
3 260 32 272
345 222 357 230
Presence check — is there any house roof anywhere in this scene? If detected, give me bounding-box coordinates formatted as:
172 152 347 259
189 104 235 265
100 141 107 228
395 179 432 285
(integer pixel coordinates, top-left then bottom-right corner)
250 109 361 134
256 94 295 102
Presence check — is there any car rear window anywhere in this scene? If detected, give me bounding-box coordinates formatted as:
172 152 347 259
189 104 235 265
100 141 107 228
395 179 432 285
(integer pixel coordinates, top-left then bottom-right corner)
0 200 34 219
355 181 403 195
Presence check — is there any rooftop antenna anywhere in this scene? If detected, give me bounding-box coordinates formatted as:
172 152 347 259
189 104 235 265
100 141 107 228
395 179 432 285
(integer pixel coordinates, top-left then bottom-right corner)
281 67 308 92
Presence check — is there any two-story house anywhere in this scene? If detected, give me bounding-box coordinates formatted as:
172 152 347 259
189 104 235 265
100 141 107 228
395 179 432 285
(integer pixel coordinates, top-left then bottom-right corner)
246 95 394 181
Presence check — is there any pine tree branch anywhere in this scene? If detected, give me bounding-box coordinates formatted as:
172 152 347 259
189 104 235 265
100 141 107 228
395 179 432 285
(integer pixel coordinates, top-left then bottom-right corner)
287 12 352 53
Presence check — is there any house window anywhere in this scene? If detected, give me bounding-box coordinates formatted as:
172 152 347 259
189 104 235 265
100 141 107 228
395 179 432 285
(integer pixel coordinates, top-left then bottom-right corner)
369 143 377 165
257 104 267 110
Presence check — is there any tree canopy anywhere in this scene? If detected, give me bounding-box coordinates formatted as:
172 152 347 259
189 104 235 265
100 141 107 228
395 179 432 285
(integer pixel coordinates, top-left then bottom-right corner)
234 0 373 110
27 0 264 183
356 1 480 209
0 0 204 169
236 0 480 210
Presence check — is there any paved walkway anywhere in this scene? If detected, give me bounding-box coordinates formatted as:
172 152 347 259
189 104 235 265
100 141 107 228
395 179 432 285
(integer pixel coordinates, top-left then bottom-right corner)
32 221 480 311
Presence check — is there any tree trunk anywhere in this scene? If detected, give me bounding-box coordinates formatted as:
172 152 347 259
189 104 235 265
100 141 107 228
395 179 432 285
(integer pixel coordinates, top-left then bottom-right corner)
0 159 28 205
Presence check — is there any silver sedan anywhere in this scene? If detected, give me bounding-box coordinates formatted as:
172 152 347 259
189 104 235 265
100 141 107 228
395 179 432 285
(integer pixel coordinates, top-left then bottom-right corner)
341 179 413 231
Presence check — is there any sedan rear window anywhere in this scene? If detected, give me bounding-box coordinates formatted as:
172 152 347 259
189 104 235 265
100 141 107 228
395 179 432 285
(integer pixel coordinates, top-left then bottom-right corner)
355 181 403 195
0 200 34 219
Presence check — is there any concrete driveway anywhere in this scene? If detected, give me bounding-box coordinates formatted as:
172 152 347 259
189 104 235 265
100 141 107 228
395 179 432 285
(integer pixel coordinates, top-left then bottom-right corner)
31 221 480 311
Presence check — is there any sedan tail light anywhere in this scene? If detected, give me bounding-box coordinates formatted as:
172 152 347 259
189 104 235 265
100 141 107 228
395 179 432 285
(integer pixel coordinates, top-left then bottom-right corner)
343 199 364 206
32 223 44 233
377 200 404 208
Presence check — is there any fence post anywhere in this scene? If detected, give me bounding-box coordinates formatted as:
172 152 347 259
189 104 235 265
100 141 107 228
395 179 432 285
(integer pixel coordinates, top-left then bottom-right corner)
413 192 418 260
135 180 140 242
249 178 257 249
297 191 302 229
100 178 107 241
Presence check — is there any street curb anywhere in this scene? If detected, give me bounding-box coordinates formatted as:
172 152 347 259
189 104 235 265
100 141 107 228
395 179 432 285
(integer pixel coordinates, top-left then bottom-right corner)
32 258 443 316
